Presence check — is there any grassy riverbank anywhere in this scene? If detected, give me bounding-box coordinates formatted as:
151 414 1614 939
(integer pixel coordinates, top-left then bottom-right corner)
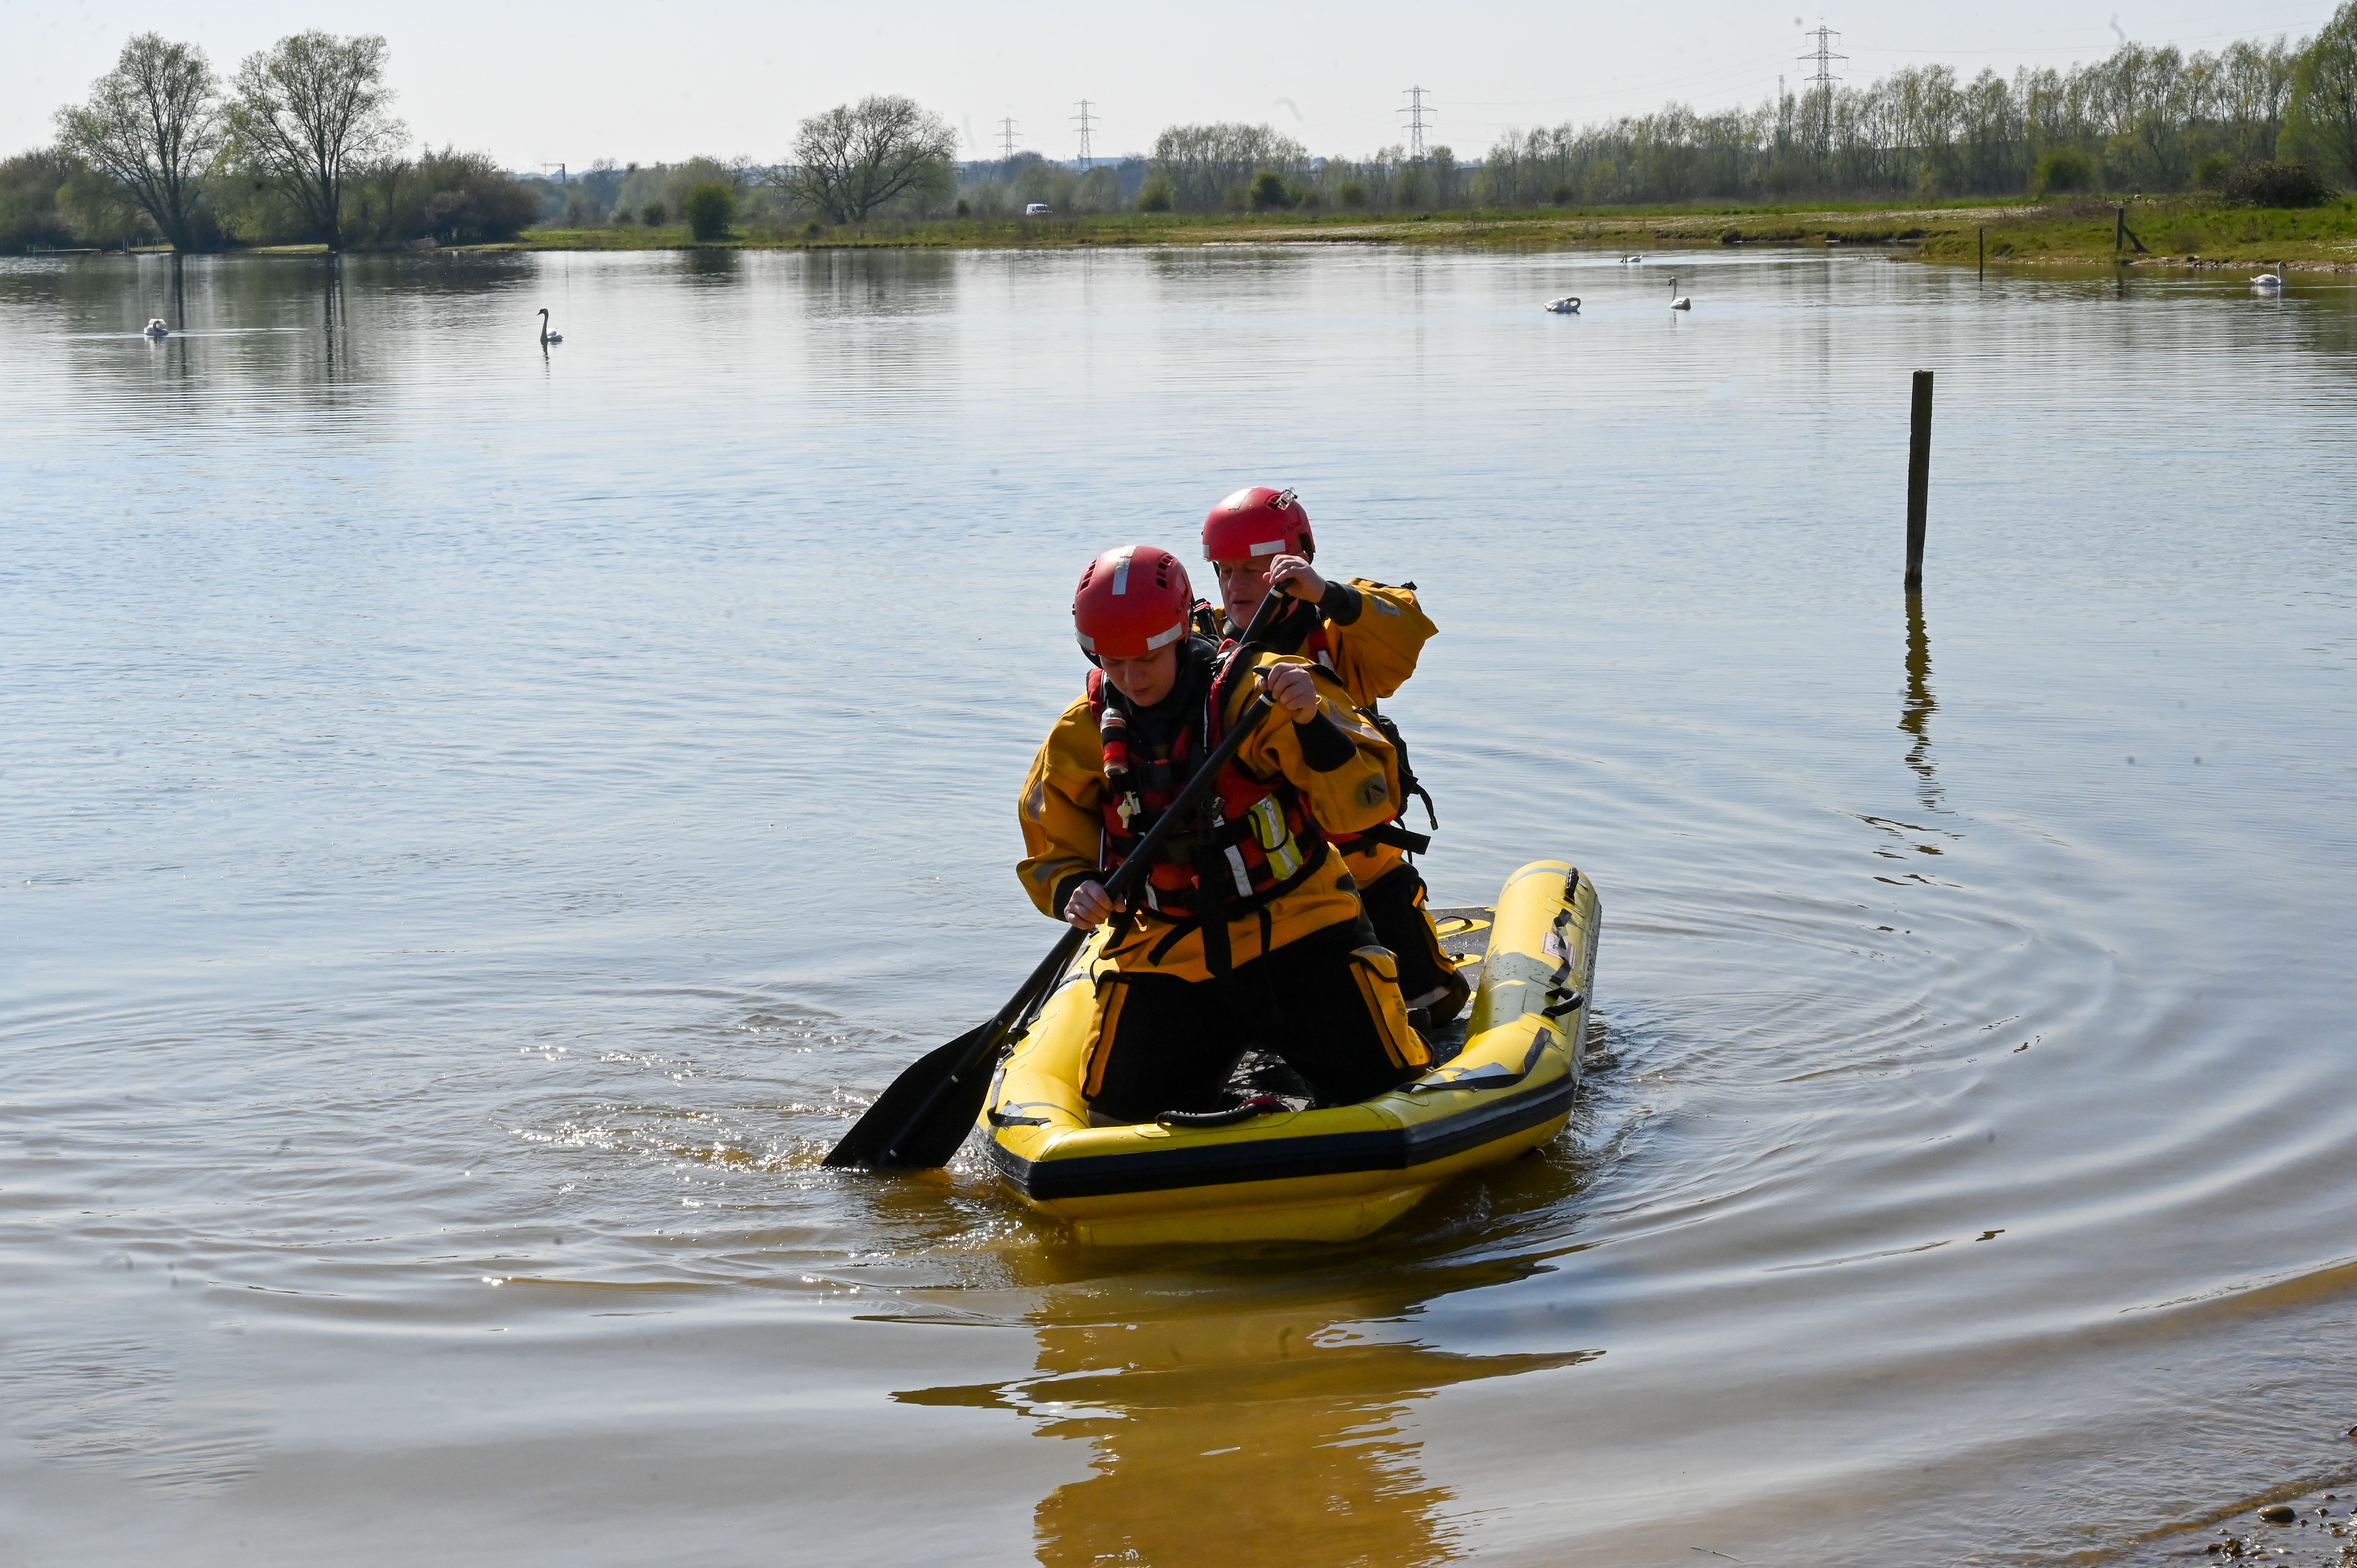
1915 194 2357 269
490 194 2357 270
504 200 2010 258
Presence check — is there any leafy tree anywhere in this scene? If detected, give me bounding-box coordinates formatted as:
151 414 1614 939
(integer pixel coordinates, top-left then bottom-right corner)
1148 123 1307 211
1247 170 1293 210
53 34 223 251
685 181 736 239
413 148 540 242
643 200 666 226
1136 177 1173 212
2224 158 2329 204
578 159 627 215
0 149 78 251
345 153 409 242
58 164 154 246
2288 0 2357 183
229 31 406 249
786 96 957 223
1074 166 1122 212
2034 146 2097 194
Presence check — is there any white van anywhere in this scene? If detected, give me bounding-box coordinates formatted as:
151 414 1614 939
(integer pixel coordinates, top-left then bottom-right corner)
1024 203 1051 217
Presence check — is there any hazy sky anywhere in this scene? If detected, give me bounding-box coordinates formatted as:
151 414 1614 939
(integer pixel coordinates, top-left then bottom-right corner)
5 0 2336 170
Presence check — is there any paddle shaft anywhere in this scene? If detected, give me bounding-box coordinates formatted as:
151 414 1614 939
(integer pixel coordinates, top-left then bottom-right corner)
829 590 1295 1170
862 688 1277 1165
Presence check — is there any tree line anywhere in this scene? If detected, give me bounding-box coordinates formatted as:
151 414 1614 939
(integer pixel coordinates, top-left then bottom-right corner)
1148 7 2357 214
10 8 2353 253
1471 14 2357 209
4 30 970 252
5 32 538 252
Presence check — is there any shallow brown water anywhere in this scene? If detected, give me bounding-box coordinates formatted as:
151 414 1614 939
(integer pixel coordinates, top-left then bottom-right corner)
3 245 2354 1566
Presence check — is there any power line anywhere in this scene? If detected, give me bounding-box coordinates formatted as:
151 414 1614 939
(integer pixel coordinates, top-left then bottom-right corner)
1072 99 1096 170
1399 85 1433 160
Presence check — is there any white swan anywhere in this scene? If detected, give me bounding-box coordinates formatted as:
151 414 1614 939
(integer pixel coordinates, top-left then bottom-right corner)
1669 277 1691 310
2250 263 2283 291
143 318 169 338
537 307 563 344
1546 296 1581 314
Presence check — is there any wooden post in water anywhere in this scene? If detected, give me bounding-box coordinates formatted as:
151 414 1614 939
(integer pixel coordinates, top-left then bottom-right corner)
1905 371 1933 592
1978 227 1985 277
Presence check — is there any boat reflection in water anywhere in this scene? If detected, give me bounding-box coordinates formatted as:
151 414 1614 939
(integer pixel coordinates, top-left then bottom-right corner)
905 1289 1597 1565
897 1216 1603 1566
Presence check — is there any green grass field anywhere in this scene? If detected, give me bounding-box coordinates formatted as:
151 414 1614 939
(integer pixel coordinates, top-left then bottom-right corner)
487 195 2357 271
1917 195 2357 268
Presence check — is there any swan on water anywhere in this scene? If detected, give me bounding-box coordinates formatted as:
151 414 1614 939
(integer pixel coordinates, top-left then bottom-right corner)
1546 296 1581 314
538 307 563 344
143 318 169 338
1669 277 1691 310
2250 264 2284 291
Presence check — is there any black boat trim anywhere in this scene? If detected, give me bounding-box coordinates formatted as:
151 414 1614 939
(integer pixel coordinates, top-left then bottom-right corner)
989 1070 1576 1201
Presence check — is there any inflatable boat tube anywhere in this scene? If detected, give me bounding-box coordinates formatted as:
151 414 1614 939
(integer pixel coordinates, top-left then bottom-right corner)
983 858 1601 1246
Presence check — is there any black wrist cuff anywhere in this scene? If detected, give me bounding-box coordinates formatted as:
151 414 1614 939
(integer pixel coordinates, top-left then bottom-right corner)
1294 710 1355 772
1318 579 1364 625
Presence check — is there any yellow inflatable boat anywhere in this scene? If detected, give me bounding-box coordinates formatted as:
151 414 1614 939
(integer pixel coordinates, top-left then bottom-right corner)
983 859 1601 1246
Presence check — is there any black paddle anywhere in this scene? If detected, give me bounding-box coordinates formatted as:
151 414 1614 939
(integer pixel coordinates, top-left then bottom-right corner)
824 590 1292 1171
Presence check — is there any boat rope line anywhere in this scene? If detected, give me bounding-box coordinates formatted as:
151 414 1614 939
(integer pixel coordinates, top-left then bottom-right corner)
987 1069 1576 1200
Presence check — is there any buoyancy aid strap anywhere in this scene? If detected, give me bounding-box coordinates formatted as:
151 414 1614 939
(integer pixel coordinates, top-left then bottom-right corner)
1351 819 1434 855
1359 704 1440 837
1141 843 1325 970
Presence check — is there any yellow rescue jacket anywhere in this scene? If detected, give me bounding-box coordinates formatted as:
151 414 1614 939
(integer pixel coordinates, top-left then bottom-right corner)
1018 648 1401 984
1241 579 1437 887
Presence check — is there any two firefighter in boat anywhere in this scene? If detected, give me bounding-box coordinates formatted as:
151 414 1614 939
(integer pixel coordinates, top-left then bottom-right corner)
1017 486 1460 1125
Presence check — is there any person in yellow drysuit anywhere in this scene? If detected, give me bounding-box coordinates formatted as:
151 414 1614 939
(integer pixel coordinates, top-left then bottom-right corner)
1198 485 1468 1027
1018 545 1430 1125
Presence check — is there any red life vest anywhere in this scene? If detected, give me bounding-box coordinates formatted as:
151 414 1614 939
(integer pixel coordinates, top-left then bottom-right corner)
1086 653 1325 924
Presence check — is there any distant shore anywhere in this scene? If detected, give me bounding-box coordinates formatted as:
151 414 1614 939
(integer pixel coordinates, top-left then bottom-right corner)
489 198 2357 271
83 197 2357 271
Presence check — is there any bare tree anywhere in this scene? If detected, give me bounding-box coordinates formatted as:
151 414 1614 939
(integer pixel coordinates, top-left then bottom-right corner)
54 33 224 252
229 32 405 250
785 97 956 223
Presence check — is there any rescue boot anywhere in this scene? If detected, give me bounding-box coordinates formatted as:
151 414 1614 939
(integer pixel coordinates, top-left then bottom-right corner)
1435 961 1473 1024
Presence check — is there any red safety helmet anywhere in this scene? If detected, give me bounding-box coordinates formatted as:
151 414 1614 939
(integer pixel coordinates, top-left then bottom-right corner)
1072 545 1195 659
1202 486 1314 563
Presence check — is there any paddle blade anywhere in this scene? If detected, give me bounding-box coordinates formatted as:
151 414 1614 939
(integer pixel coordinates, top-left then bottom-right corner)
822 1022 1000 1170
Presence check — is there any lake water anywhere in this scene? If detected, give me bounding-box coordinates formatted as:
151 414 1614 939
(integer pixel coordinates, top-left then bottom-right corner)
4 242 2354 1567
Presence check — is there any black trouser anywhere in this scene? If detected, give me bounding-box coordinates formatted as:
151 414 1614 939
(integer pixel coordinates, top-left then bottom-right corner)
1357 863 1463 1014
1083 916 1425 1123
